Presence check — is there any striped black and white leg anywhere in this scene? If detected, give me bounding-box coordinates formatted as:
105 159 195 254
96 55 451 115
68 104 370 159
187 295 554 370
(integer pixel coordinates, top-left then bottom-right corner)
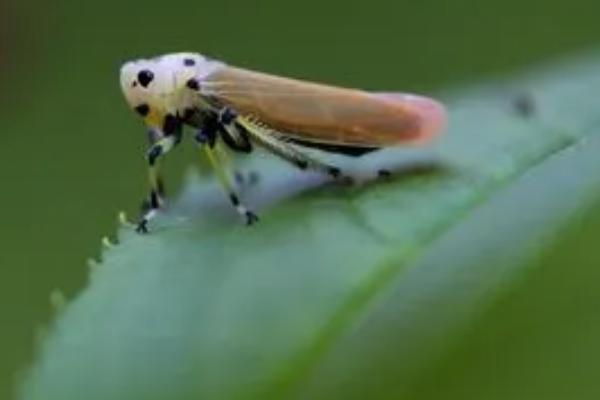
136 135 177 233
227 191 259 225
216 107 261 189
236 116 349 181
194 127 259 225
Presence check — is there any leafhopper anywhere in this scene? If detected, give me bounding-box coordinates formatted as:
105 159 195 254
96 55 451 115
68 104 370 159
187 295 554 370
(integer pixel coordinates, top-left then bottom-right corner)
120 53 446 232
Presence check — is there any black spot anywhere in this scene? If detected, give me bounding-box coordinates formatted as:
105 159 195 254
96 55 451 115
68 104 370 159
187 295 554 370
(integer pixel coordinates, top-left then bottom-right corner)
149 189 160 208
229 193 240 206
182 108 196 121
186 78 200 90
162 114 180 135
513 93 536 118
378 169 392 178
195 128 216 147
135 219 148 234
138 69 154 88
147 146 162 166
245 211 259 225
296 160 308 170
132 81 138 87
328 167 341 177
219 108 237 124
134 104 150 116
184 58 196 66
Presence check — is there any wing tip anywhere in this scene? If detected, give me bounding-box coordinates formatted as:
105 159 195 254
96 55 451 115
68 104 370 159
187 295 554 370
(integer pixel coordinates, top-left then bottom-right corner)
376 93 447 144
410 95 447 144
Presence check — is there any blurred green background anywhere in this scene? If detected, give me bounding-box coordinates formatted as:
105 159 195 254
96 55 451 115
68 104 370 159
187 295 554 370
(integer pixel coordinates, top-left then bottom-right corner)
2 0 600 398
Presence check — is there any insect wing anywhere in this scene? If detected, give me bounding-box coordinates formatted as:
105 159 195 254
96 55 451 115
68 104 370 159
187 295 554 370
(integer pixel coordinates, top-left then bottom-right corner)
202 66 446 147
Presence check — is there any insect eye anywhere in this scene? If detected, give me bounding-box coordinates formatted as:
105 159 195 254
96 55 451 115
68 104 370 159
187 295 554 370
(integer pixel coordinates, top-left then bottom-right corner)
137 69 154 88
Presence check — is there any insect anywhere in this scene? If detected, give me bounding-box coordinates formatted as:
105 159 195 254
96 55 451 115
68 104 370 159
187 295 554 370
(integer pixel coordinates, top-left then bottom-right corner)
120 53 446 233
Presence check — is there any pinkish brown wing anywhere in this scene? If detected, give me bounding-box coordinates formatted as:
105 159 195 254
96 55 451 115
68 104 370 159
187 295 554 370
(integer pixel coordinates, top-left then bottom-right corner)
202 66 446 147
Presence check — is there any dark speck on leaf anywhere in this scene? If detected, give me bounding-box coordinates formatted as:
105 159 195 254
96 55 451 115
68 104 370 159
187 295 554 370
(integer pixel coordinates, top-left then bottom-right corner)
513 92 536 118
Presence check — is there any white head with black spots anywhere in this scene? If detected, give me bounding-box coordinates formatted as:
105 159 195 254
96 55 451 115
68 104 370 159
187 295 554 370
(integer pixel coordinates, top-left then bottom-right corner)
120 52 223 138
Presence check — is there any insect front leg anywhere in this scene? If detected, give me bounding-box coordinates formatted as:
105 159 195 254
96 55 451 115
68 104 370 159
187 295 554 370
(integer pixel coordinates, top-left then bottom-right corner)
194 124 259 225
136 134 178 233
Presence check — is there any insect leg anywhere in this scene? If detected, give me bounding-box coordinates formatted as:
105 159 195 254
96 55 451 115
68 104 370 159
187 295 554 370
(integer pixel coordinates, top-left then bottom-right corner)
136 135 178 233
236 116 348 180
215 107 260 186
194 127 259 225
212 142 254 187
217 107 253 154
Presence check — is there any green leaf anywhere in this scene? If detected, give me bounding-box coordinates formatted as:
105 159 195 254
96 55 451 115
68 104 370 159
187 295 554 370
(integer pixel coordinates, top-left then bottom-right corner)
19 53 600 400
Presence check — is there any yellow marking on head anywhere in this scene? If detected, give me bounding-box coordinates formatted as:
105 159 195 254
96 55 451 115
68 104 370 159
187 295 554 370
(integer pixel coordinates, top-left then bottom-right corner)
144 106 163 129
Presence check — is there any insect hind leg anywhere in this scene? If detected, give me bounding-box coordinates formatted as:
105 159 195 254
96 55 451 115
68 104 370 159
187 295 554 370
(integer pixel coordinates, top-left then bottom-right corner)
213 107 261 188
215 138 260 189
236 116 350 182
377 169 392 178
194 130 259 225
